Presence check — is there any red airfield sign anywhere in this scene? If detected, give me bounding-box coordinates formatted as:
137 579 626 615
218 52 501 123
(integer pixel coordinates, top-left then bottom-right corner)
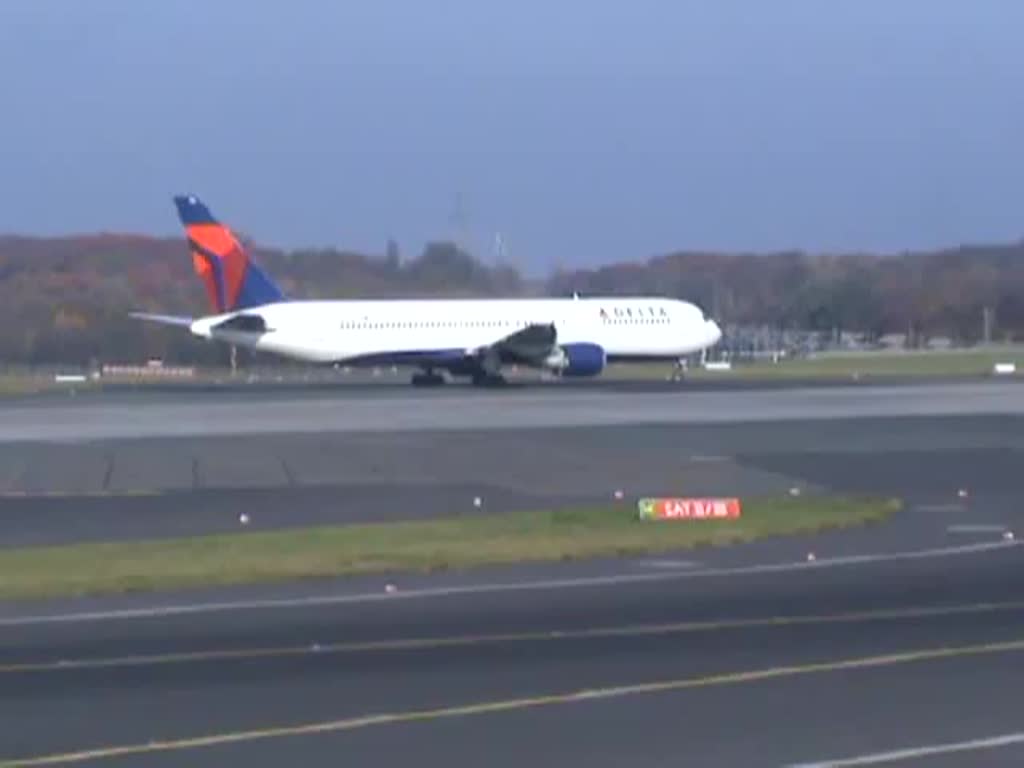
637 497 741 520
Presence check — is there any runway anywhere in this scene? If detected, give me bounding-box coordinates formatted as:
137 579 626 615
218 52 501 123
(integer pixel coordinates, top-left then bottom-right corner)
1 380 1024 765
1 379 1023 441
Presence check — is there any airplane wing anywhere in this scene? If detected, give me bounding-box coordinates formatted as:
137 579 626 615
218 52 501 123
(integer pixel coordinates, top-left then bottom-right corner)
344 324 559 371
129 312 194 328
480 323 558 365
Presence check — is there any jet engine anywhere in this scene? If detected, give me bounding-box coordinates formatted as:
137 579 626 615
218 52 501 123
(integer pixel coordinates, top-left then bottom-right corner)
544 342 606 377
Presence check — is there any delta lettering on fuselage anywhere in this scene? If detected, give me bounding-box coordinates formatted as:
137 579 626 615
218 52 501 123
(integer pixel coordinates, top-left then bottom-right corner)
599 306 670 322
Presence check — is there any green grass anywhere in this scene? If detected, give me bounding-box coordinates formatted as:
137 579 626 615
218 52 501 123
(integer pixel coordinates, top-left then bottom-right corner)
0 373 100 397
4 346 1019 395
0 495 900 600
0 375 56 396
606 347 1024 381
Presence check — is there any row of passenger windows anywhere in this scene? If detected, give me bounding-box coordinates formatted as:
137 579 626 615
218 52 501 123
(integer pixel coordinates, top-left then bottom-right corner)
338 317 672 330
605 318 670 325
339 320 530 330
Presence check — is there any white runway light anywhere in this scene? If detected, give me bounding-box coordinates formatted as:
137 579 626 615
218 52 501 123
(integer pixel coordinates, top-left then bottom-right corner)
472 496 482 508
789 487 801 497
1004 531 1015 541
239 513 250 525
614 489 624 500
806 552 816 562
384 584 397 593
958 489 969 499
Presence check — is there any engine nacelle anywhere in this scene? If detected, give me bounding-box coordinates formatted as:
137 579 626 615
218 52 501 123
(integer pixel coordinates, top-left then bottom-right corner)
548 342 606 377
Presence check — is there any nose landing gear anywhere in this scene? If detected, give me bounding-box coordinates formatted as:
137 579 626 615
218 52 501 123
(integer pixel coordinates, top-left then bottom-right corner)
669 358 688 382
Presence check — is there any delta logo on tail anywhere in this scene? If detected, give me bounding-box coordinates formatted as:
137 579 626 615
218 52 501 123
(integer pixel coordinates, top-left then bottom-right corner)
174 196 285 314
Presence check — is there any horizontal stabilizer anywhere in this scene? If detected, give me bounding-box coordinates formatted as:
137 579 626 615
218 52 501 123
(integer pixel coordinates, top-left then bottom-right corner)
129 312 194 328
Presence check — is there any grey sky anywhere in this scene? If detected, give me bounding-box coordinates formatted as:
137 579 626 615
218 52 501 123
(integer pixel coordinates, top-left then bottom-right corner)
1 0 1022 271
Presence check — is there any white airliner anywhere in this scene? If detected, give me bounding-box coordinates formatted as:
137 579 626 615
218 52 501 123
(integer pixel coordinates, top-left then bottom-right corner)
133 196 722 386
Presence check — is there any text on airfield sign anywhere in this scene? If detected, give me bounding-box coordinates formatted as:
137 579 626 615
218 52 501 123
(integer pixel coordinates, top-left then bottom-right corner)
637 497 741 520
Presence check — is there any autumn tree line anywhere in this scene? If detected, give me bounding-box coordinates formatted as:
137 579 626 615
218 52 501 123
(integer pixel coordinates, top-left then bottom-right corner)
1 233 1023 367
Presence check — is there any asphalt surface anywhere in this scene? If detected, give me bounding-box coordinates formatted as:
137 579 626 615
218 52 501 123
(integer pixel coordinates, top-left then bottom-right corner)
2 380 1024 766
1 384 1023 547
1 539 1022 766
1 380 1023 441
0 415 1022 546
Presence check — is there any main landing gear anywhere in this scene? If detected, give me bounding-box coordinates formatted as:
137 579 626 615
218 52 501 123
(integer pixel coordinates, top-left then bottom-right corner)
411 369 446 387
471 371 507 388
669 358 688 382
410 368 507 388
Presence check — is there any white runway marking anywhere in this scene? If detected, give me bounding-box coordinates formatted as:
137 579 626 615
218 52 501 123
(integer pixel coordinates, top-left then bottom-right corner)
913 503 967 514
633 559 701 569
789 731 1024 766
0 539 1016 628
946 524 1009 534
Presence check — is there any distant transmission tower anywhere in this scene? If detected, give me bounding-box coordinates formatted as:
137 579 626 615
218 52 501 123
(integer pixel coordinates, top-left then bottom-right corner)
493 232 506 267
449 191 471 255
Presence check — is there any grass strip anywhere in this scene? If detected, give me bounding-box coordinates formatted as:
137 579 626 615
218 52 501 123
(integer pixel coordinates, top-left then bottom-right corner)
0 495 900 600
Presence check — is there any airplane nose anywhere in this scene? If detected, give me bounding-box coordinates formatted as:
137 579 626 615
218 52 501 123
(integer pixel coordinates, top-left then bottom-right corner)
706 319 722 345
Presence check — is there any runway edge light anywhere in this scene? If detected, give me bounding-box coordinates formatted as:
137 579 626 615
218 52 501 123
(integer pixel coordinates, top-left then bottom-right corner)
637 498 741 521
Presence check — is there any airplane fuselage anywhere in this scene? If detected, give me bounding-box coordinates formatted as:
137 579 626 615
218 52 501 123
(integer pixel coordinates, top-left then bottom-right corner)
189 296 721 374
135 196 722 385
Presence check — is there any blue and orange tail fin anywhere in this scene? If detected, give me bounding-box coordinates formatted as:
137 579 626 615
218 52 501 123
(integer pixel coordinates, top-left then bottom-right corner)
173 195 285 314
